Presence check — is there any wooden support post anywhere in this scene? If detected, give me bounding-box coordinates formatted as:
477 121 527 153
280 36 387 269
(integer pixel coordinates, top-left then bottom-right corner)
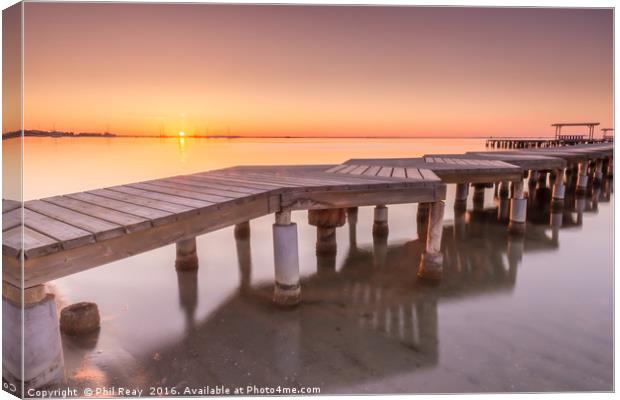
308 208 346 255
175 237 198 270
417 200 445 280
416 202 431 242
3 283 65 392
508 180 526 235
472 185 485 212
576 161 589 195
346 207 358 248
454 183 469 212
594 159 604 185
605 157 613 177
537 171 548 188
372 205 389 237
498 181 510 199
234 221 251 240
528 170 539 187
273 210 300 306
235 225 252 292
552 168 566 204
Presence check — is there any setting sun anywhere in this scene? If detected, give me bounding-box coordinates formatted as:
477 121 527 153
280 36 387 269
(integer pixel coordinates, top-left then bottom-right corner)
178 131 185 137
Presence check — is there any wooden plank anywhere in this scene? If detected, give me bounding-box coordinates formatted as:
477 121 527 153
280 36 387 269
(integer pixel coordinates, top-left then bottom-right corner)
18 195 272 286
25 200 125 241
194 173 285 190
4 226 60 258
44 196 151 232
23 209 94 249
325 164 348 173
2 208 21 231
392 167 406 179
90 188 196 215
349 165 370 175
281 184 444 211
376 167 393 178
419 169 440 181
145 179 248 199
206 171 305 187
106 186 212 211
129 182 234 203
363 165 382 177
167 176 264 195
337 165 359 174
3 199 20 213
405 168 423 180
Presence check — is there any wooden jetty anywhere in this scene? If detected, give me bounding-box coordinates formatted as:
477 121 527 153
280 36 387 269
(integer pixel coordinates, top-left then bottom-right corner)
1 142 614 389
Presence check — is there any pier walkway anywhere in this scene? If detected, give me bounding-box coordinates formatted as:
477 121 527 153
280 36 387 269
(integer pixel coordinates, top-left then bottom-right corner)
1 142 614 390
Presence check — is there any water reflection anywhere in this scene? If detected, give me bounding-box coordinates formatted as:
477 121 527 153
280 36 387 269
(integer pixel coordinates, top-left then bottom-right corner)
72 196 577 393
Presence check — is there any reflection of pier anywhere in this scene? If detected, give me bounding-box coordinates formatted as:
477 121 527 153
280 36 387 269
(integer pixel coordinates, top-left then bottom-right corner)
132 204 566 391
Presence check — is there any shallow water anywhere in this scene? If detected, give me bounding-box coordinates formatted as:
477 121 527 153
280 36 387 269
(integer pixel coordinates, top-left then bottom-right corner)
10 137 614 394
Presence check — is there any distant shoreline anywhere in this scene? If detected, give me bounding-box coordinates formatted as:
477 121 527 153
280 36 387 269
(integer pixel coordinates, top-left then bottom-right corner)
2 130 554 140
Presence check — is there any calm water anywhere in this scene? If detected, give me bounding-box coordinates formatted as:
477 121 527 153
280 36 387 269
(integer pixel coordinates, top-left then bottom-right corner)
7 137 614 394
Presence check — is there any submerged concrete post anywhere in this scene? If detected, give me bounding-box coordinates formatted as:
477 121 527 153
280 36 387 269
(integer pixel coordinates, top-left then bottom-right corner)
550 203 563 244
552 168 566 204
3 283 65 392
605 157 613 177
273 210 300 306
576 161 589 195
417 200 445 280
454 183 469 212
508 180 527 235
528 170 539 187
308 208 346 256
537 171 548 189
175 237 198 270
372 205 389 237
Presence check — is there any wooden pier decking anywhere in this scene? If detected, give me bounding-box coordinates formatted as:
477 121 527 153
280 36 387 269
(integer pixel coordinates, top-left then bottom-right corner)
2 165 444 288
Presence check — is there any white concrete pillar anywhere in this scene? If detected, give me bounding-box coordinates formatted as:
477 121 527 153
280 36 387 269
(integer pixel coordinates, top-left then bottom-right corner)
175 237 198 270
417 200 445 280
550 207 563 244
3 284 65 392
454 183 469 211
552 168 566 203
508 180 527 235
576 161 589 195
273 211 301 306
372 205 389 236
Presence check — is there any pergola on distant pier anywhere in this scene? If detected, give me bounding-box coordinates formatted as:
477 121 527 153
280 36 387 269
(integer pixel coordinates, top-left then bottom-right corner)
552 122 600 141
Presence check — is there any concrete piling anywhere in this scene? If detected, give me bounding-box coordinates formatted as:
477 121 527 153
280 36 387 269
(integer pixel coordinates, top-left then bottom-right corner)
2 283 65 391
372 205 389 237
576 161 589 195
308 208 346 255
508 180 527 235
417 200 445 280
552 168 566 204
175 237 199 270
273 210 301 306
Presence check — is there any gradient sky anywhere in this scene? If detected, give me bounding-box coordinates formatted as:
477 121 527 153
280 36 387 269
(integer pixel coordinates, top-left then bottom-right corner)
16 4 614 137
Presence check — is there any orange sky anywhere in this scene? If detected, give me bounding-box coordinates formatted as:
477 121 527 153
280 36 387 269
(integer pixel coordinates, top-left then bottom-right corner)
10 4 615 137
